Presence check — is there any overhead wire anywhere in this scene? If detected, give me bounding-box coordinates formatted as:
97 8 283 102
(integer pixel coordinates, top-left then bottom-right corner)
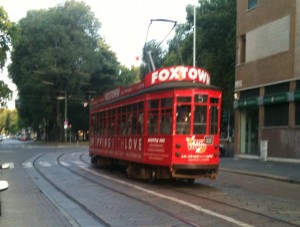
143 19 184 70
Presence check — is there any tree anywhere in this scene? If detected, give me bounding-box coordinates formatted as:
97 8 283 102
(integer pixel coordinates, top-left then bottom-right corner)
140 40 165 79
0 81 12 107
117 65 141 86
0 6 14 107
162 23 190 67
186 0 236 110
8 109 19 134
0 108 10 134
164 0 236 111
9 0 119 141
0 6 17 69
0 108 19 135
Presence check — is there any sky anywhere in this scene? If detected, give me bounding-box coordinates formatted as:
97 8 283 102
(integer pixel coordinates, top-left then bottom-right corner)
0 0 197 108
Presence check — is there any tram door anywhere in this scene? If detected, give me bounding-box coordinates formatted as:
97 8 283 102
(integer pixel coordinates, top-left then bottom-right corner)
240 108 259 155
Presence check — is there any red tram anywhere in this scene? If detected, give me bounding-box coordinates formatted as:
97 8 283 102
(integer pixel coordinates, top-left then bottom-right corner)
89 65 222 182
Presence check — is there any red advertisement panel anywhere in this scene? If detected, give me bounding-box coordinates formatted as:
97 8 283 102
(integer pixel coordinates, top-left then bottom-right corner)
144 136 172 165
172 135 219 165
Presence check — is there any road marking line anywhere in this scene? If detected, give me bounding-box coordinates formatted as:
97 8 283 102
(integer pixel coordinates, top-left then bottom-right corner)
22 162 33 168
6 162 14 169
38 161 52 167
82 166 254 227
60 161 70 167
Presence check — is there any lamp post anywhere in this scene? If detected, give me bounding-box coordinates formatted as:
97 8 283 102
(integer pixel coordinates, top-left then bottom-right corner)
64 91 68 142
58 91 67 142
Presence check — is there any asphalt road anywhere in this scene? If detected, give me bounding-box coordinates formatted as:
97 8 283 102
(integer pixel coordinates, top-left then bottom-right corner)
0 139 299 227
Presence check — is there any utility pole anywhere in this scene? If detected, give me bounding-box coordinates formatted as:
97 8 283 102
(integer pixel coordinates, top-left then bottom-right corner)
193 5 196 67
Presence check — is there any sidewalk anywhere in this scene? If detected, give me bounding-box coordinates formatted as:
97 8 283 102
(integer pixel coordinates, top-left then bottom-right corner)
219 157 300 184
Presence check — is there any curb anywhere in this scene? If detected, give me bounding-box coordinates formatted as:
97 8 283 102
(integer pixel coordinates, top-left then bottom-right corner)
219 168 300 185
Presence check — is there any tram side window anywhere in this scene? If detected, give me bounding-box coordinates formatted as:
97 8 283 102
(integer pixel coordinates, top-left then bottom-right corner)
96 113 101 135
119 106 127 135
91 114 96 135
138 102 144 134
131 103 138 135
210 106 219 134
124 105 133 135
117 108 122 135
194 106 207 134
116 102 144 136
176 105 191 134
148 100 159 135
108 109 115 135
99 111 106 135
160 98 173 135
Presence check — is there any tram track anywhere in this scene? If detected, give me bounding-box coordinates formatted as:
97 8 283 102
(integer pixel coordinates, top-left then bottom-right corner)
77 153 259 227
31 152 298 227
32 153 110 227
172 188 298 227
32 152 202 226
78 152 298 227
57 153 201 227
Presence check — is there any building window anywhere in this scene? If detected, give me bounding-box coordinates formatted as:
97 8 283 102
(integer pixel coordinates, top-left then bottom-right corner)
240 88 259 99
296 81 300 125
264 104 288 126
248 0 257 10
296 102 300 126
264 83 289 127
238 35 246 64
265 83 289 95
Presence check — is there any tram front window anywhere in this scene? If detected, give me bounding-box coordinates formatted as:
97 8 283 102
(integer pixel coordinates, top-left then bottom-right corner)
194 106 207 134
176 105 191 134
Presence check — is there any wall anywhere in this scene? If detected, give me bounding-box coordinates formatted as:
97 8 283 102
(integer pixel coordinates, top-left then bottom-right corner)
262 128 300 158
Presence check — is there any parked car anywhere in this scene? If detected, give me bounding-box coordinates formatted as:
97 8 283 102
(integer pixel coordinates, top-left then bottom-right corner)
18 134 29 141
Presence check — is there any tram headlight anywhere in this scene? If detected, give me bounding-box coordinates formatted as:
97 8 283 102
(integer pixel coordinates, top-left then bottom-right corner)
205 136 213 144
176 143 181 149
175 152 181 157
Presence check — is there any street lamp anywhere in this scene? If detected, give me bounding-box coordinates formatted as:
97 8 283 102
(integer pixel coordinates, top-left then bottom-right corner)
57 91 67 142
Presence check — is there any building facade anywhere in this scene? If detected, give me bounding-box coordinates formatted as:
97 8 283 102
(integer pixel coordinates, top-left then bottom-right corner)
234 0 300 161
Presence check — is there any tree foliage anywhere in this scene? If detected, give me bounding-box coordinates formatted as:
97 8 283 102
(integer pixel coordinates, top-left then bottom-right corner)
183 0 236 110
0 108 19 134
4 0 236 140
0 6 17 69
117 65 141 86
0 108 9 134
140 0 236 113
0 81 12 107
140 40 166 79
0 6 14 107
8 109 19 134
8 0 119 141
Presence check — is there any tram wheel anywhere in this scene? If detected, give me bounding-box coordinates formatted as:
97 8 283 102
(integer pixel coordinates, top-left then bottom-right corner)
126 164 134 178
148 169 156 183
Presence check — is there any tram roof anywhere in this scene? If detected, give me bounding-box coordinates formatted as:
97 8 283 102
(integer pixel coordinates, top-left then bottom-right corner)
91 80 220 110
90 66 221 109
